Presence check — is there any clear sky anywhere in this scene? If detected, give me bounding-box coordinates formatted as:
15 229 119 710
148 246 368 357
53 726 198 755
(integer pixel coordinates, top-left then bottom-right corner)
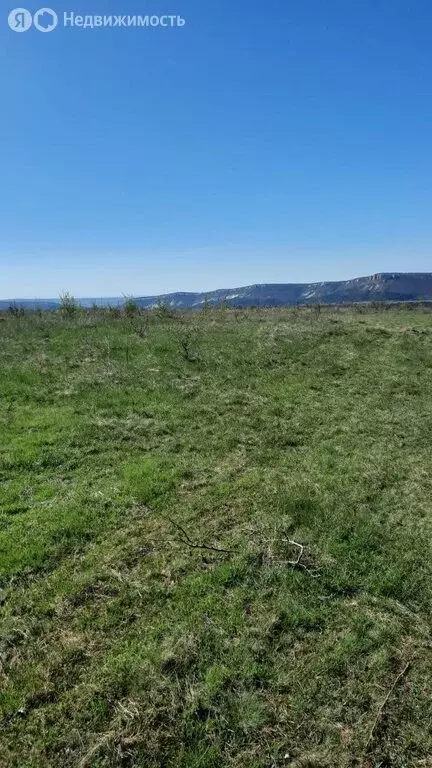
1 0 431 298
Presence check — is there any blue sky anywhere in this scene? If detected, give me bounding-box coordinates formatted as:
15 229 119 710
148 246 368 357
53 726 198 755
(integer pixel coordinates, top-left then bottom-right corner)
1 0 431 298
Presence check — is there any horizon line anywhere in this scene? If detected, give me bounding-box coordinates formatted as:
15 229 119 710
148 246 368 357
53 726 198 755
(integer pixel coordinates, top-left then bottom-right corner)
2 271 432 303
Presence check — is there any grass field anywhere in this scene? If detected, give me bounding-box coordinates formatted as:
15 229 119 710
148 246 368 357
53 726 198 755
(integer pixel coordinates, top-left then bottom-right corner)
1 305 432 768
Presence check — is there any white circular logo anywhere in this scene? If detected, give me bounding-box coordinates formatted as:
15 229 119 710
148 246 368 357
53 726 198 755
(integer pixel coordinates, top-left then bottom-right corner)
34 7 58 32
8 8 32 31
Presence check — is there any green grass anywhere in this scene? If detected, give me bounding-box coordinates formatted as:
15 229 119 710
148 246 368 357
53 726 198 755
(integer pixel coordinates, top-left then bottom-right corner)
1 305 432 767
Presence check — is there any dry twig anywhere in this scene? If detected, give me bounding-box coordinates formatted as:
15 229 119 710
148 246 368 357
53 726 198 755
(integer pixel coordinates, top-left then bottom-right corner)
261 536 319 576
283 538 304 566
167 518 235 554
362 661 411 762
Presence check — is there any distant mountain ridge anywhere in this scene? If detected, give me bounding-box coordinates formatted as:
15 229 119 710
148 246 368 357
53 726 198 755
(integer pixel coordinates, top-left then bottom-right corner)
2 273 432 310
134 273 432 309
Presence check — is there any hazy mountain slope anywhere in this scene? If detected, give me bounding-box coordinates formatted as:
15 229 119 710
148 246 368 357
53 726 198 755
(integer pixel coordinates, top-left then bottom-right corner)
135 273 432 308
1 273 432 310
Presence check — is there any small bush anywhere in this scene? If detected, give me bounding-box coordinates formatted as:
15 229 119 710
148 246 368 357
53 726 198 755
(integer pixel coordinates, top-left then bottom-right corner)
219 297 229 311
7 303 25 317
128 313 149 339
175 323 200 362
107 305 122 319
123 295 139 316
156 300 177 319
59 291 78 317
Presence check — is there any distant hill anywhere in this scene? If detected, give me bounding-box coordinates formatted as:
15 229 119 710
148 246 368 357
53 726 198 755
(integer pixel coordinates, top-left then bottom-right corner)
2 273 432 310
134 273 432 309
